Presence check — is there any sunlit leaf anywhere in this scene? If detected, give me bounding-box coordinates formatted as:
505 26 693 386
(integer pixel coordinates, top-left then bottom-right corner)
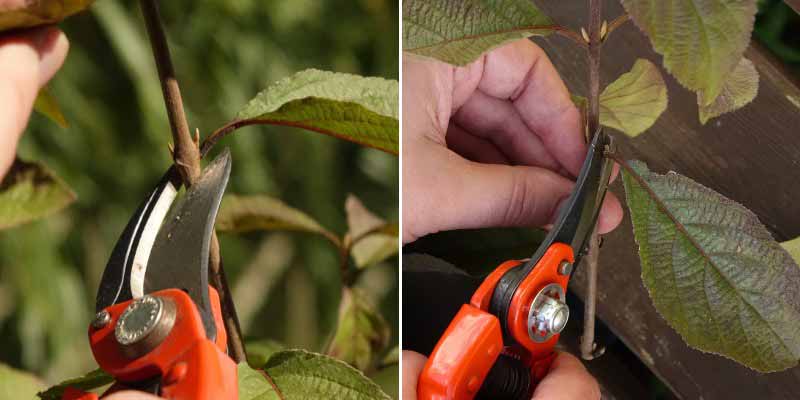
599 59 667 137
621 160 800 372
0 0 94 32
345 195 398 269
381 347 399 366
234 69 398 154
216 194 339 246
698 57 759 124
243 350 391 399
402 0 555 65
0 159 75 230
327 288 391 371
38 369 113 400
34 86 68 128
781 237 800 266
1 363 45 399
571 59 667 138
620 0 757 104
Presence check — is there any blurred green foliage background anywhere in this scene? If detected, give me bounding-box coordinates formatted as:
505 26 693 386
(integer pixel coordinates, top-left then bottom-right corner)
0 0 398 396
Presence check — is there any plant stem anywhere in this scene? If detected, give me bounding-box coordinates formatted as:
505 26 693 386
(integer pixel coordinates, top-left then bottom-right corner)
339 242 352 286
139 0 199 184
209 232 247 361
580 0 605 361
139 0 245 363
587 0 602 136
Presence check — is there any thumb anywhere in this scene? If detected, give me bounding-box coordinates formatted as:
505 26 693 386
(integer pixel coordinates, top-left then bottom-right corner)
532 352 600 400
0 26 69 178
403 143 623 243
402 351 428 400
403 144 573 242
453 159 574 231
104 391 164 400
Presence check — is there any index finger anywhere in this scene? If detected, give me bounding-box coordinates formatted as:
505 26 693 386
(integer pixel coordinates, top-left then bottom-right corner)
461 40 585 176
104 391 163 400
0 27 68 177
532 352 600 400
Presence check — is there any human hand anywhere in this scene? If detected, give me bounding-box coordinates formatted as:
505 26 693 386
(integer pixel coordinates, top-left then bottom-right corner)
402 39 622 243
0 23 69 179
104 392 163 400
402 350 600 400
0 20 161 400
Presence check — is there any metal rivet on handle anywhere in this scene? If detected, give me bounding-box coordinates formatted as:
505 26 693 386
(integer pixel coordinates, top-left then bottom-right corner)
92 310 112 329
557 261 573 276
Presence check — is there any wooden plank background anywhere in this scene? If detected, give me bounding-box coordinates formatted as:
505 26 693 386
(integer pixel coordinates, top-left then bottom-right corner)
532 1 800 398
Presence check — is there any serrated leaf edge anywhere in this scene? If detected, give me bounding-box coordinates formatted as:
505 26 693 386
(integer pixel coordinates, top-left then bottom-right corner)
620 159 798 372
263 349 391 400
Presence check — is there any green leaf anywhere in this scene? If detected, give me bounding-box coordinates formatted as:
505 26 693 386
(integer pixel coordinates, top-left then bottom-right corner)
34 86 68 128
257 350 391 399
234 69 398 154
402 0 555 65
38 369 113 400
345 195 398 269
0 363 45 399
216 194 339 246
0 159 76 230
599 59 668 137
620 0 757 104
0 0 94 32
381 346 399 366
698 57 759 124
238 364 280 400
327 287 391 371
781 237 800 266
621 160 800 372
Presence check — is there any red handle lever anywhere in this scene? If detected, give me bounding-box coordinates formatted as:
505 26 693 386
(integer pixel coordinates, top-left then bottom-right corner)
417 243 574 400
64 288 237 400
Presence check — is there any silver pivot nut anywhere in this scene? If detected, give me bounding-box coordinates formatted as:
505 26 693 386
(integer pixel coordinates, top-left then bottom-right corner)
115 295 176 359
527 283 569 343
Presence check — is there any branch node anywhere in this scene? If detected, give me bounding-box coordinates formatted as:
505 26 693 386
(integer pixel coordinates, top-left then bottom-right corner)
600 20 608 41
580 27 590 43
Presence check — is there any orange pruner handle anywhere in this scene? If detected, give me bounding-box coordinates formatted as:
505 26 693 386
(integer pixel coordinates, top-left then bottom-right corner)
63 287 237 400
417 243 574 400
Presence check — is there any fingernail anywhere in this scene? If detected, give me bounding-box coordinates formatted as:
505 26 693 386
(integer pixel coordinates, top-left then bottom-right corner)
35 28 68 87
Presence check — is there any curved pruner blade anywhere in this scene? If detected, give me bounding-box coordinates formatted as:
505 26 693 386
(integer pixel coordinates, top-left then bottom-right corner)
95 171 178 312
144 149 232 341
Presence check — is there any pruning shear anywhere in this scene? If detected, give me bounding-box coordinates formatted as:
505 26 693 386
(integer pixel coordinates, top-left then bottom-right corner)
417 130 614 400
63 149 238 400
